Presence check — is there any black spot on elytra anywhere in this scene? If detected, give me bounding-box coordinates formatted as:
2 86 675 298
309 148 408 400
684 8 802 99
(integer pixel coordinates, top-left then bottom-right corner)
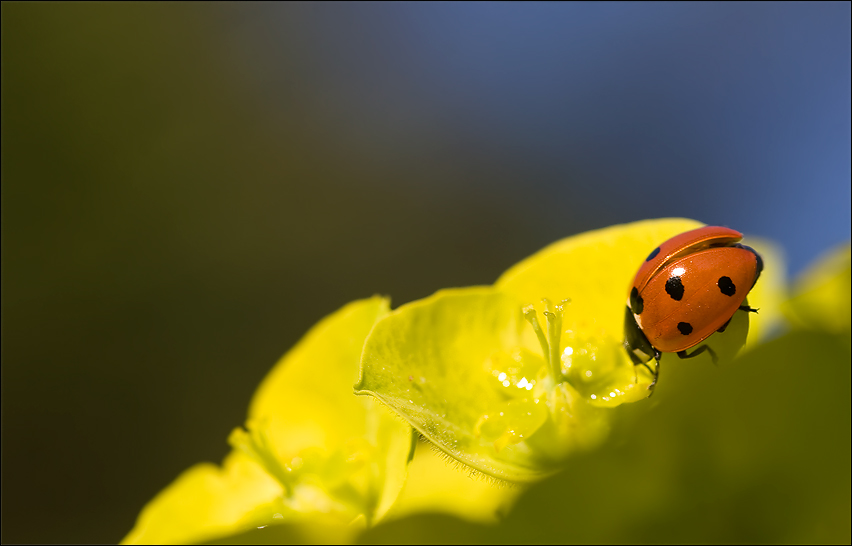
677 322 693 335
645 247 661 261
629 287 644 314
718 276 736 296
665 276 685 301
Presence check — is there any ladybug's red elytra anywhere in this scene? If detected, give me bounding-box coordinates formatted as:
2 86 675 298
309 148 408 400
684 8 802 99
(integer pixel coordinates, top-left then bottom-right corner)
624 225 763 390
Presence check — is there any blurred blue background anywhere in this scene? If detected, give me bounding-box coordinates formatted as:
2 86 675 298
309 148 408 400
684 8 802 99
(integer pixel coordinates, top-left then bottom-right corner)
1 3 849 543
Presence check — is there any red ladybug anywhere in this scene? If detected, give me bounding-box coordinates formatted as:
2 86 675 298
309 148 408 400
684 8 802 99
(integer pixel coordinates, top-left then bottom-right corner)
624 225 763 390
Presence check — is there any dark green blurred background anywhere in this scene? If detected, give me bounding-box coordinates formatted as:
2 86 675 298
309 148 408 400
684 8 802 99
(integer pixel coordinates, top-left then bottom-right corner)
2 3 849 543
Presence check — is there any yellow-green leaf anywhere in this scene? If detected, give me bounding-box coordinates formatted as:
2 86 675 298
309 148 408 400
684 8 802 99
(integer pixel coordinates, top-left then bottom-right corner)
783 242 851 334
121 452 283 545
246 295 413 524
123 296 414 544
382 441 521 524
356 287 557 482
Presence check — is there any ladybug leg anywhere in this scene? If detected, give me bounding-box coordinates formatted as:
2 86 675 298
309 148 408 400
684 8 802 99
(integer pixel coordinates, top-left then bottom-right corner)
719 305 758 333
644 351 661 395
677 345 718 365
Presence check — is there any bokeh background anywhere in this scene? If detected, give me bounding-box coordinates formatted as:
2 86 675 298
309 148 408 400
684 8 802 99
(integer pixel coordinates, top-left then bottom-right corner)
1 3 849 543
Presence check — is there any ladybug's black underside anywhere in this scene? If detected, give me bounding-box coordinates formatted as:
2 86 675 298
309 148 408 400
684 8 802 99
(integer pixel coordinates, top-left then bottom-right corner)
623 305 658 366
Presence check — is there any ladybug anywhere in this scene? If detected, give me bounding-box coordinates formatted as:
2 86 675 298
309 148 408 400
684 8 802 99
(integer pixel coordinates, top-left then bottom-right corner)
624 225 763 390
